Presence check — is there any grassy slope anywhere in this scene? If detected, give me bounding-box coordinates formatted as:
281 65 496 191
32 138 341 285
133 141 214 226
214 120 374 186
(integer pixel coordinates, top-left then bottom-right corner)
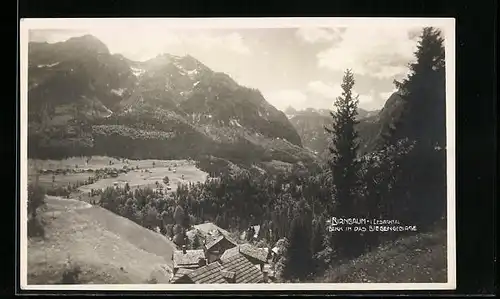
316 230 447 283
28 196 176 285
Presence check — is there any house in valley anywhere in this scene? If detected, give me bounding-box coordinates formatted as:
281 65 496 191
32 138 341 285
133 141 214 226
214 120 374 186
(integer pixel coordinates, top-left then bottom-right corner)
219 252 265 283
191 222 232 238
172 253 264 284
170 222 271 284
172 246 206 275
220 243 270 272
170 268 194 284
203 232 238 264
171 261 227 284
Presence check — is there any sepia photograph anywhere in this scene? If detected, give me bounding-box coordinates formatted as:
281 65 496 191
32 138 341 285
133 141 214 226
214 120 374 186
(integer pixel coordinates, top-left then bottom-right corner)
19 17 456 291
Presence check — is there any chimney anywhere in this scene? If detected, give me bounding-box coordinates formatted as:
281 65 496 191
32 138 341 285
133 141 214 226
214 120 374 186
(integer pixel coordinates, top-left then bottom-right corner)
182 245 187 254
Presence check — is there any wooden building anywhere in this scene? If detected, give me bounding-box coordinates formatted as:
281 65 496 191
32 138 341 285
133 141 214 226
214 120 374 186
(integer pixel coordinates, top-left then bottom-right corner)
203 233 237 264
172 246 206 275
220 243 270 271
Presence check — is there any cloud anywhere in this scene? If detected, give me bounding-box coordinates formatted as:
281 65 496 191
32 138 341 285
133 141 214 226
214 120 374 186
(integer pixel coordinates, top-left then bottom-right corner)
379 91 396 101
263 89 308 111
307 80 342 98
296 27 344 44
29 29 88 43
355 90 374 106
317 25 421 79
100 30 252 61
304 81 375 110
30 28 252 61
303 80 383 110
192 32 251 55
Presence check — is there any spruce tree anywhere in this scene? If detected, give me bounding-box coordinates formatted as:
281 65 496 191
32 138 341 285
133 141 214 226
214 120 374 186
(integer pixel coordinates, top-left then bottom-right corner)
386 27 447 229
324 69 363 258
392 27 446 148
192 234 202 249
282 216 313 281
28 183 46 219
311 216 325 255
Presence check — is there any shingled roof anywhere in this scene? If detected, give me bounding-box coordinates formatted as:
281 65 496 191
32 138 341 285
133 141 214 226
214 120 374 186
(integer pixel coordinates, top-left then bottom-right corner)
205 234 237 251
219 245 240 261
221 270 236 281
220 253 264 283
186 261 227 284
220 243 269 264
193 222 231 237
173 249 206 269
170 268 193 283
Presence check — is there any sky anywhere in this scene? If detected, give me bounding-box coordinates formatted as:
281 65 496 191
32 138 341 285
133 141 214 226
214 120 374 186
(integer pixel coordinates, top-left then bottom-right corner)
27 20 445 112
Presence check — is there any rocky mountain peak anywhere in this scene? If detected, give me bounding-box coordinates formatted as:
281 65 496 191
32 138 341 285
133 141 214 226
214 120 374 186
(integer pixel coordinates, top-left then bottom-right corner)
63 34 110 54
28 35 314 165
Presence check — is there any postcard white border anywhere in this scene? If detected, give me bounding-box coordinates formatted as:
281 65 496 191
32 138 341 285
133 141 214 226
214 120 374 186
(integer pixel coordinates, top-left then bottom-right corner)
19 17 456 292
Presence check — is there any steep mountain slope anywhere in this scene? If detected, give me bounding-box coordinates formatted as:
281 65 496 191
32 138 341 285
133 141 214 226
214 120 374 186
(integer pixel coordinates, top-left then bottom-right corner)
357 92 405 154
27 35 316 167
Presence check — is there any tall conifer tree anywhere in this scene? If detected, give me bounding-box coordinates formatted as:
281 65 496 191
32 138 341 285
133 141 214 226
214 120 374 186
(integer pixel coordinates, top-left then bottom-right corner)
378 27 447 229
324 69 363 257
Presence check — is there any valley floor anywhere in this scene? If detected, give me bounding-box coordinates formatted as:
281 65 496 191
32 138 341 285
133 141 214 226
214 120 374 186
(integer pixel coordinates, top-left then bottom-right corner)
28 156 208 201
26 156 209 285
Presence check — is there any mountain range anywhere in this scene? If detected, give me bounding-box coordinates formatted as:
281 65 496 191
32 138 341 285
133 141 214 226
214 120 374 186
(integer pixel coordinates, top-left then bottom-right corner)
284 107 383 156
27 34 401 172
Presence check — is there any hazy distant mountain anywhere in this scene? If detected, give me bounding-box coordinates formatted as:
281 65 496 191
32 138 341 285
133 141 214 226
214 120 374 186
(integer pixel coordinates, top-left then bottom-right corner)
28 35 317 167
357 107 381 119
356 92 406 155
286 107 382 156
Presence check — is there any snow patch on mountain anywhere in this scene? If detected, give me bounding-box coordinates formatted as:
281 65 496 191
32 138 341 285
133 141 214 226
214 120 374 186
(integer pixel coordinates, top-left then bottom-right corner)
229 119 243 128
111 88 125 96
104 109 113 118
38 62 60 68
130 67 145 77
187 69 199 78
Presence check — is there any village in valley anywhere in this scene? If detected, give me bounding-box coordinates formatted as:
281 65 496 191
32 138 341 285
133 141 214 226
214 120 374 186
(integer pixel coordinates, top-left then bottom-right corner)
170 222 282 284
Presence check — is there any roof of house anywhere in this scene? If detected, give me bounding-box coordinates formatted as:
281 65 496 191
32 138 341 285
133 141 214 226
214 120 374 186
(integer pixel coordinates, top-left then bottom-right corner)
220 243 268 264
219 245 240 260
193 222 231 237
173 249 205 269
186 261 227 284
220 253 264 283
170 268 193 283
221 270 236 280
240 244 268 263
205 235 222 250
205 234 237 251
